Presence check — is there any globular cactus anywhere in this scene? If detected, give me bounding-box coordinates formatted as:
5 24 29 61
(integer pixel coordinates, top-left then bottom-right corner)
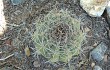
33 9 84 63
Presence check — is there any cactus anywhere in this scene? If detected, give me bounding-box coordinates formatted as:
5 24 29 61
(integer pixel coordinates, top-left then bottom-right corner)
33 9 84 63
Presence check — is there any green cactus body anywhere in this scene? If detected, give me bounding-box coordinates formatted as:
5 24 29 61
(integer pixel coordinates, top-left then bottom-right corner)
33 9 84 63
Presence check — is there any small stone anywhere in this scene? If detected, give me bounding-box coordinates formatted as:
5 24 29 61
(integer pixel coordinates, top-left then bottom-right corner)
93 42 98 47
93 66 102 70
84 27 90 32
91 62 95 68
58 68 66 70
33 61 40 67
24 47 31 57
80 0 108 17
104 55 108 62
44 69 49 70
90 42 107 62
11 0 25 5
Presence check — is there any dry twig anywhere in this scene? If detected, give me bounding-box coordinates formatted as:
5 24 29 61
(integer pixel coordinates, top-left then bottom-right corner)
0 54 14 61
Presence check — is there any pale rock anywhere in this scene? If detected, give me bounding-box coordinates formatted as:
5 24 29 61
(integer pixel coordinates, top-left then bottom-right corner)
106 1 110 16
91 62 95 67
0 0 7 36
80 0 108 17
106 1 110 24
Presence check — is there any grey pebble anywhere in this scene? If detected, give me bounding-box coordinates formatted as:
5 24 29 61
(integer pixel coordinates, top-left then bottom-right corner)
90 42 107 62
93 66 102 70
11 0 25 5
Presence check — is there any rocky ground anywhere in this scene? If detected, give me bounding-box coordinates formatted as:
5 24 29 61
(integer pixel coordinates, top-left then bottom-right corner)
0 0 110 70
